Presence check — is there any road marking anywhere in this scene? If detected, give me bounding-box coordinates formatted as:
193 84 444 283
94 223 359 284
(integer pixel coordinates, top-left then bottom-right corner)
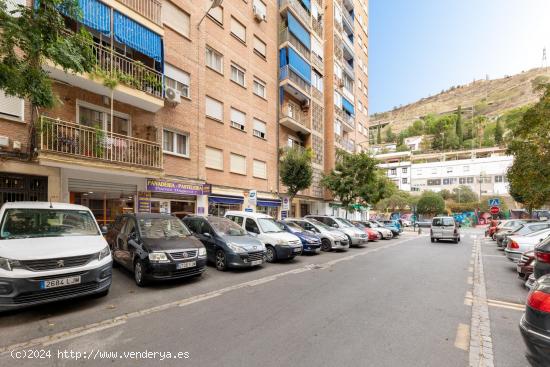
455 323 470 351
482 254 507 258
0 236 420 355
486 301 525 312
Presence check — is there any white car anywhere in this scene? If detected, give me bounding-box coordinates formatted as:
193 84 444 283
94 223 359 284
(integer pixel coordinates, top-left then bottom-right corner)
225 211 302 262
0 202 112 312
305 215 368 246
505 227 550 263
285 218 350 251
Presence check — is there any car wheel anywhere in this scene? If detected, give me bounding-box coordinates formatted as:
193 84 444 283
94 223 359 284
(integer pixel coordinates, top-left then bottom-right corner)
265 245 277 263
346 235 353 247
215 250 227 271
431 237 435 243
321 238 332 251
134 260 147 287
492 234 496 241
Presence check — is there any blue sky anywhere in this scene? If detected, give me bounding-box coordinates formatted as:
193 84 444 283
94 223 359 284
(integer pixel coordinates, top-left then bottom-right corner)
368 0 550 114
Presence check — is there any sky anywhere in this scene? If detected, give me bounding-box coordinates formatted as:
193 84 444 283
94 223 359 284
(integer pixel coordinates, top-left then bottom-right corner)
368 0 550 114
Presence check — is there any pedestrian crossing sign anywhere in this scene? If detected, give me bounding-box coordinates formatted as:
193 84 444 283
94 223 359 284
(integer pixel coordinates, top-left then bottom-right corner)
488 198 500 207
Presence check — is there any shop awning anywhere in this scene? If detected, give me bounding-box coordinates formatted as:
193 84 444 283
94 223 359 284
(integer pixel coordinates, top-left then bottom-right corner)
257 199 282 207
114 11 163 62
208 195 244 205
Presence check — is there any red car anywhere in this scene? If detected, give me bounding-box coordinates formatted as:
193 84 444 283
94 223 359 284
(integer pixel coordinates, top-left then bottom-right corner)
352 221 380 241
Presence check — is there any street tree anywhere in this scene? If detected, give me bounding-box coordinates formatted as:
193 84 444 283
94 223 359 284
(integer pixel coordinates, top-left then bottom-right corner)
376 190 416 212
456 106 464 145
416 191 445 216
451 185 478 203
279 147 313 205
384 127 396 143
494 119 504 146
376 125 382 144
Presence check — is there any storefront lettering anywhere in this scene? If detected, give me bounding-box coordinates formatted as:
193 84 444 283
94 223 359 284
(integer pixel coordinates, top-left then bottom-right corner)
147 179 211 196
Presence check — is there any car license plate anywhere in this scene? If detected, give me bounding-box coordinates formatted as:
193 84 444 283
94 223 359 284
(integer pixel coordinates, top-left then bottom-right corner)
251 260 262 266
177 261 196 269
40 276 81 289
293 247 301 252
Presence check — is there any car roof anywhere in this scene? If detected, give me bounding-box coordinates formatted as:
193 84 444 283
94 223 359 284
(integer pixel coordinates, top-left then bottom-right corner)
224 211 273 219
125 213 176 219
0 201 91 211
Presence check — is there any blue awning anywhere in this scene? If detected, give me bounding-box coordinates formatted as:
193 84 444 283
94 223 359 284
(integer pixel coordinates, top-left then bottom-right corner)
114 12 162 62
287 48 311 84
78 0 111 35
288 13 310 50
299 0 311 12
208 195 244 205
342 97 355 115
257 199 282 207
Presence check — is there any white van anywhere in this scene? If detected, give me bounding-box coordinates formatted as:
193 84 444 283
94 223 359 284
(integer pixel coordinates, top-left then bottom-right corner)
0 202 112 312
431 216 460 243
225 211 302 262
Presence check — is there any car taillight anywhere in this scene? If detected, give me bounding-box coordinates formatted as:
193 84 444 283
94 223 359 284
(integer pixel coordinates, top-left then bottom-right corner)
535 251 550 263
509 240 519 249
527 290 550 313
454 228 458 235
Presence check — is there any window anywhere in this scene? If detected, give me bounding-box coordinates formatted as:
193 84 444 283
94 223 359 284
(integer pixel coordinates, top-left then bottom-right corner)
245 218 260 234
230 17 246 43
480 177 492 184
208 1 223 24
205 96 223 121
230 108 246 130
467 177 474 184
253 159 267 179
230 63 246 87
287 136 303 148
253 118 266 139
334 120 341 135
253 78 266 98
252 0 267 19
402 178 408 184
463 165 470 172
443 178 457 185
357 101 363 112
206 46 223 73
164 64 190 98
446 167 453 173
78 103 130 135
427 179 441 186
312 71 323 92
230 153 246 175
253 36 266 58
206 147 223 170
495 175 503 183
459 178 467 184
334 91 342 108
389 168 397 176
0 91 24 122
162 1 190 38
163 129 189 157
311 37 323 60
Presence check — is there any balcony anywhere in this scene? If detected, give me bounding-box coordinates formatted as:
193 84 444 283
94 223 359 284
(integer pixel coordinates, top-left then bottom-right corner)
279 0 311 29
37 116 162 171
343 34 354 56
280 101 311 134
312 17 323 38
311 51 323 72
342 59 354 79
116 0 162 26
342 9 354 30
342 113 355 130
280 28 311 59
343 139 355 152
280 65 311 101
311 86 323 102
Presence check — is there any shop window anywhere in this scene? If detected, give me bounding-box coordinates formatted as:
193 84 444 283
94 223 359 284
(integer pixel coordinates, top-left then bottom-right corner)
256 206 278 218
210 203 241 217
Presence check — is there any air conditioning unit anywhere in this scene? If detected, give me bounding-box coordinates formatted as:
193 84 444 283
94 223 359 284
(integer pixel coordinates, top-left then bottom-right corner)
301 100 310 111
253 6 265 22
165 87 181 104
0 136 8 148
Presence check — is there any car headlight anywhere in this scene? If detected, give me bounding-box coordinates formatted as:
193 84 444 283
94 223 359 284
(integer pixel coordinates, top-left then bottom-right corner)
98 245 110 261
306 238 318 244
0 258 11 271
148 252 170 263
198 247 207 257
227 243 247 254
276 239 289 246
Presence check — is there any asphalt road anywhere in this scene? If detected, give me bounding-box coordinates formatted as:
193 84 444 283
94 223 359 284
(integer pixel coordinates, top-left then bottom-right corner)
0 229 531 366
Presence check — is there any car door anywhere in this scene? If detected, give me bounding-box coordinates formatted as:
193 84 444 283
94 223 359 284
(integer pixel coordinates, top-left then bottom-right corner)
120 217 139 269
197 220 217 261
112 216 128 266
245 218 261 236
443 218 456 237
431 218 443 237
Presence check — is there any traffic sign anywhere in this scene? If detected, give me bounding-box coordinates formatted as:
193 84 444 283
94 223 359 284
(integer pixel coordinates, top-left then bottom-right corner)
488 198 500 207
490 206 500 215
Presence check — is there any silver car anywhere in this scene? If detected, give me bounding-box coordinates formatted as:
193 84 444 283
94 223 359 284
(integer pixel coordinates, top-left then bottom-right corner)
430 216 460 243
305 215 368 246
504 228 550 263
285 218 349 251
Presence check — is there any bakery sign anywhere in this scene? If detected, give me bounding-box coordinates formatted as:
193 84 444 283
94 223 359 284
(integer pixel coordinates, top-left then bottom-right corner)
146 179 211 196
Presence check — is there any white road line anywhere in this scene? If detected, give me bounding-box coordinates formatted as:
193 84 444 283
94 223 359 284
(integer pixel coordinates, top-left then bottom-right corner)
0 236 420 355
455 323 470 351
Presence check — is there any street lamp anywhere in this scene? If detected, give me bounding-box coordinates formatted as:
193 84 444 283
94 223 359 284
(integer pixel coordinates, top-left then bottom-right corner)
198 0 223 28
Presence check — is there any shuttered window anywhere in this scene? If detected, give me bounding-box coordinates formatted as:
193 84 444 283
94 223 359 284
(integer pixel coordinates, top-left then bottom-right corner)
253 36 266 58
230 108 246 130
162 1 190 38
164 64 190 98
252 118 266 139
311 37 323 59
230 17 246 43
206 147 223 170
208 1 223 24
206 96 223 121
230 153 246 175
253 160 267 179
0 91 24 122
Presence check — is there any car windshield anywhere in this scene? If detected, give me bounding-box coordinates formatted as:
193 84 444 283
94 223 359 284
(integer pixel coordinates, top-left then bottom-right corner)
283 222 303 233
138 217 190 239
354 222 365 229
308 218 331 230
526 228 550 237
209 217 246 236
432 218 455 226
0 208 99 239
335 218 352 227
258 218 284 233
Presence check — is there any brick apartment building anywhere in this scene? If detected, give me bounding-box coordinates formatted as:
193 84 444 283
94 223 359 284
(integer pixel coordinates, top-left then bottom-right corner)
0 0 368 223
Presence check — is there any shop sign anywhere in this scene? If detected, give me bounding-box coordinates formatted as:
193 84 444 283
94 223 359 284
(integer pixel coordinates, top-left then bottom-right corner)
249 190 257 206
282 197 290 211
281 210 288 219
137 192 151 213
245 208 254 213
147 179 211 196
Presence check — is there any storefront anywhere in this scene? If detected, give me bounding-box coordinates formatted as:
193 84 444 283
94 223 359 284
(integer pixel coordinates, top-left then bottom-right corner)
145 178 210 217
256 198 282 218
208 195 244 217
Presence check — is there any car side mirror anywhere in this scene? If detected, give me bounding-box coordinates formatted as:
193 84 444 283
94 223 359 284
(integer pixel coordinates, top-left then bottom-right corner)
332 224 339 228
129 232 138 241
100 225 108 235
203 232 212 238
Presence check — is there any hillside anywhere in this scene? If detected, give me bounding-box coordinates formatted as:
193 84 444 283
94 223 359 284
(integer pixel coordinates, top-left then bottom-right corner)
369 67 550 133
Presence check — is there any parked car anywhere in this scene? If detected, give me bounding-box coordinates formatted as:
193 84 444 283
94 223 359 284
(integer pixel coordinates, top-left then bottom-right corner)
371 220 401 237
0 202 112 312
534 236 550 280
496 220 538 248
517 250 536 282
381 219 403 233
276 221 321 254
225 211 302 262
520 274 550 367
285 218 349 252
361 221 393 239
486 220 504 239
183 216 265 271
430 216 460 243
505 228 550 263
106 213 206 286
305 215 368 247
351 221 380 241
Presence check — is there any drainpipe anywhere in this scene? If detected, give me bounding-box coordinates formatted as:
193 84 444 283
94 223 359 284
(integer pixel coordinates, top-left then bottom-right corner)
276 12 281 199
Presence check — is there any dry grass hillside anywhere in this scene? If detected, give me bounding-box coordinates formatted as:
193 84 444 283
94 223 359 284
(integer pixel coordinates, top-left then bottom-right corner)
369 67 550 133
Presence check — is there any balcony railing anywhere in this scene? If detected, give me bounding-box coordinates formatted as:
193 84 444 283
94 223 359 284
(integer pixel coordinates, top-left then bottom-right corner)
38 116 162 170
92 42 163 98
342 59 354 77
312 87 323 102
343 139 355 152
342 113 355 129
312 17 323 38
280 65 311 95
311 51 323 72
280 0 311 28
342 9 354 30
280 28 311 59
281 101 310 129
116 0 162 25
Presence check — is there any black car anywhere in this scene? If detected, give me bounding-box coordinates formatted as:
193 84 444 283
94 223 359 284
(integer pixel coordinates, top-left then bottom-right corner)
105 213 207 286
183 216 266 271
534 236 550 279
520 274 550 367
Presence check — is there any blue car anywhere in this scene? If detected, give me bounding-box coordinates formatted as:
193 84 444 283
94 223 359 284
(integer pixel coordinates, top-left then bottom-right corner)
373 220 400 237
277 221 321 254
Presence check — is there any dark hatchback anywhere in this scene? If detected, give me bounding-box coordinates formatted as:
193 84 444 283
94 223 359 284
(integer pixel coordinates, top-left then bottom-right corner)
520 274 550 367
534 236 550 279
105 213 206 286
183 216 265 271
277 221 321 254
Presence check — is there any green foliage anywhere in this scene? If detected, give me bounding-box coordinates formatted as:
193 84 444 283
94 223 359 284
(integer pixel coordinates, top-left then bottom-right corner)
279 147 313 201
376 190 417 211
452 185 478 203
439 189 453 200
446 201 479 213
384 127 396 143
376 125 382 144
416 191 445 215
494 119 504 145
0 0 95 108
456 106 463 144
478 195 509 213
